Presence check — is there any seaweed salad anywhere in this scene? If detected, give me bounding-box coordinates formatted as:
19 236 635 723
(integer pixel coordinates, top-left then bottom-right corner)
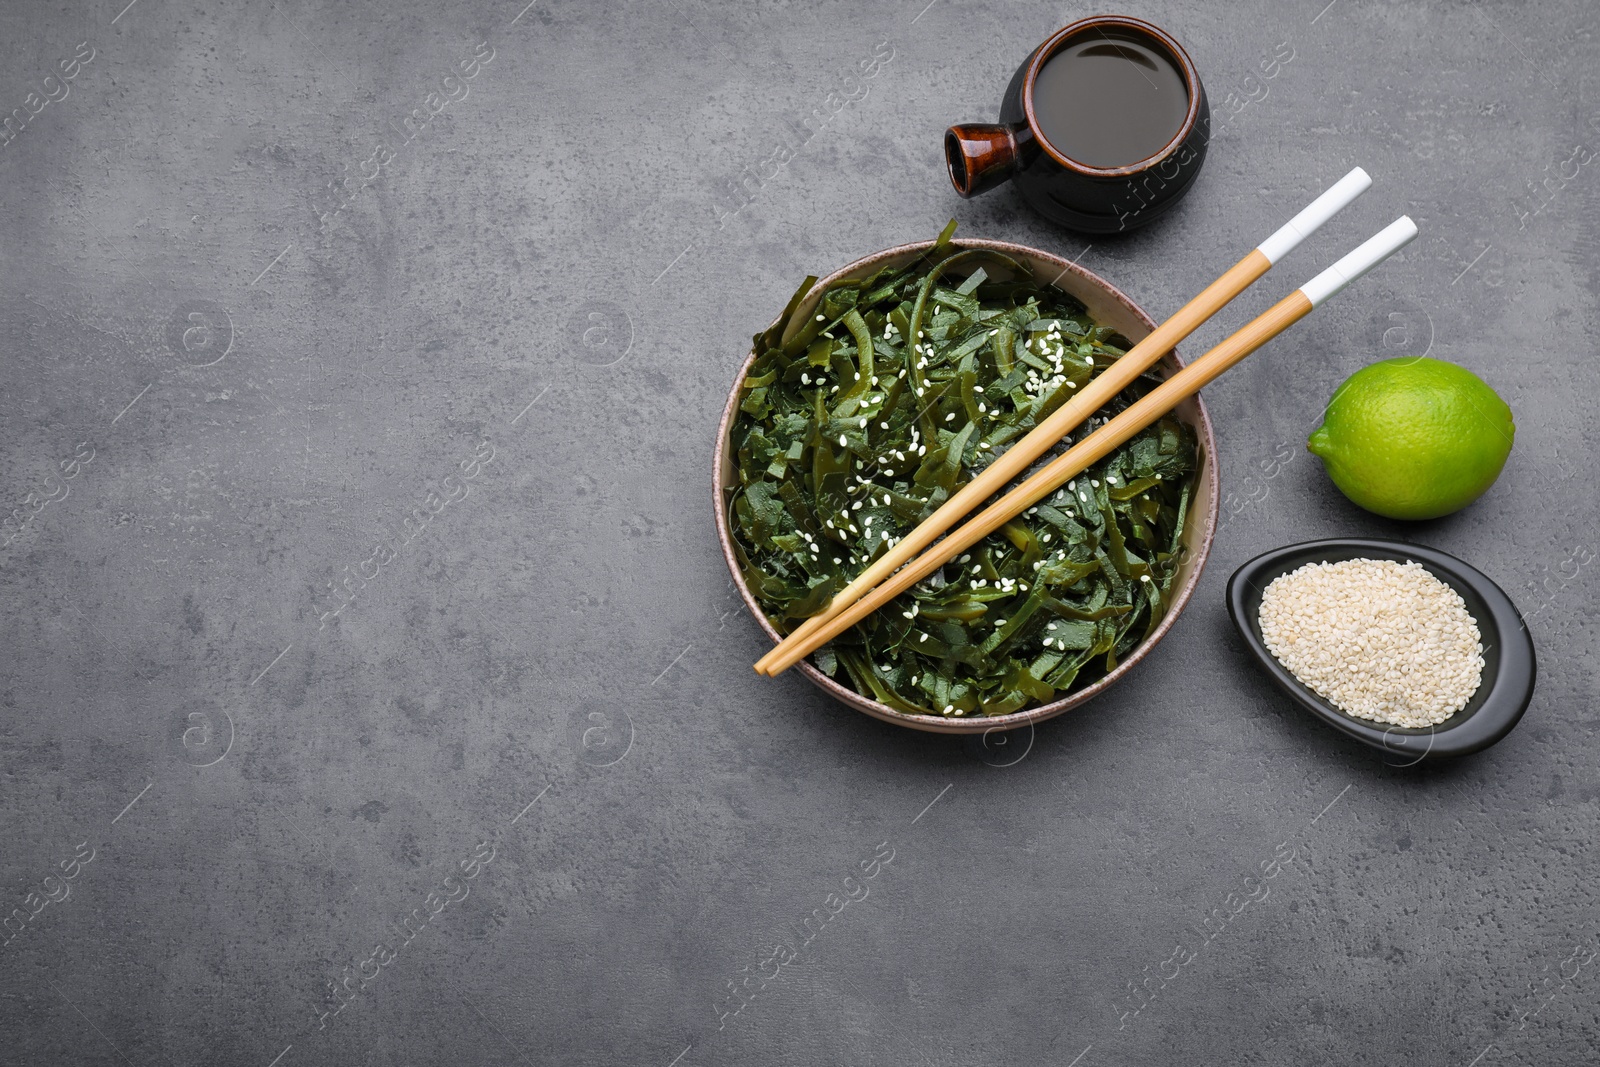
728 225 1198 717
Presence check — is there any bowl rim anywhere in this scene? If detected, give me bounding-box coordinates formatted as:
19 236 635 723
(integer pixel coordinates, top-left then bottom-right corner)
713 236 1220 734
1225 537 1538 760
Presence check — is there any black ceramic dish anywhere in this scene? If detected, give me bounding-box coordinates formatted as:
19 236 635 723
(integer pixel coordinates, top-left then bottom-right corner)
1226 539 1536 761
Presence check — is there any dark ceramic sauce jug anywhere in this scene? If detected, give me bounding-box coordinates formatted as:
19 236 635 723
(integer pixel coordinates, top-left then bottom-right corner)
946 15 1209 233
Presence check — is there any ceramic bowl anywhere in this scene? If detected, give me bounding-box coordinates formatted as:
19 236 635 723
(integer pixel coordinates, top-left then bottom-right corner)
1226 538 1537 760
945 14 1209 233
713 238 1220 734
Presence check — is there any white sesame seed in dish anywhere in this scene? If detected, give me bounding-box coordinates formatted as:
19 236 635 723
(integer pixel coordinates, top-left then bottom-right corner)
1257 558 1484 729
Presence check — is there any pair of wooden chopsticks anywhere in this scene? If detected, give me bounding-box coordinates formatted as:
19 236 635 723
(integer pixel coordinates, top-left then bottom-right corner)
755 170 1417 678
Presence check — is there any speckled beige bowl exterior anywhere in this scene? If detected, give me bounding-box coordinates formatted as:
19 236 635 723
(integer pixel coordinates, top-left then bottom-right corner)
714 239 1219 734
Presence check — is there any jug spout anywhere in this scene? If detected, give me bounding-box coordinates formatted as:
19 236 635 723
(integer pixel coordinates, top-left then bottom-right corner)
945 124 1021 198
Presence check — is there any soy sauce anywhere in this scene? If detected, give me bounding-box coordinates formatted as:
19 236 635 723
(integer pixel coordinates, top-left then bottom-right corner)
1032 33 1189 168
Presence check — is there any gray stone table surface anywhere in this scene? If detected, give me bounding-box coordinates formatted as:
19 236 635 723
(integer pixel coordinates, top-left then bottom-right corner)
1 0 1596 1064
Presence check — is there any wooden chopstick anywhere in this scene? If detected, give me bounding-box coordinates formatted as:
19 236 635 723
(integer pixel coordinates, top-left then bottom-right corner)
761 217 1418 679
753 167 1373 675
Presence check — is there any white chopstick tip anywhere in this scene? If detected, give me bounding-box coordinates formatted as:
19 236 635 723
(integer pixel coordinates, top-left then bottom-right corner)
1300 215 1418 308
1256 166 1374 265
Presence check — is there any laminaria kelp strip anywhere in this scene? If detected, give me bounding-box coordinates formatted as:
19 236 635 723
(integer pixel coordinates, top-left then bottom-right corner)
727 224 1199 718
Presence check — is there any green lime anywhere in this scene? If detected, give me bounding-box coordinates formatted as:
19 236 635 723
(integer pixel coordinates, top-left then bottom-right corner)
1307 357 1515 520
